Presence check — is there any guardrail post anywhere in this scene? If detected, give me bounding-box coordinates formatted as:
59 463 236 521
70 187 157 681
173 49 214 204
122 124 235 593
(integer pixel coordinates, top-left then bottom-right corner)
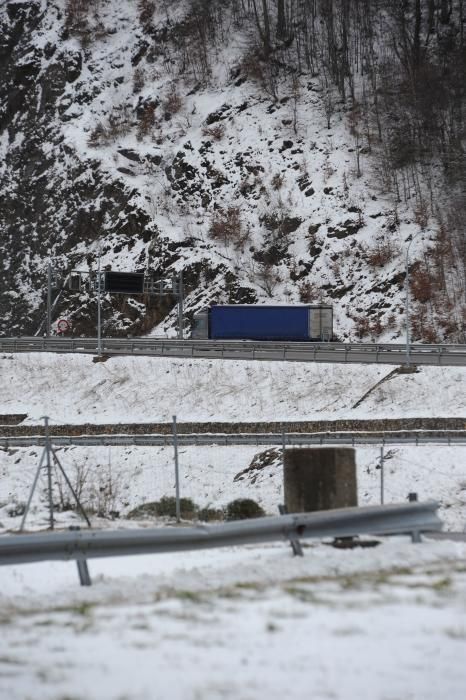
278 504 303 556
70 527 92 585
77 559 92 585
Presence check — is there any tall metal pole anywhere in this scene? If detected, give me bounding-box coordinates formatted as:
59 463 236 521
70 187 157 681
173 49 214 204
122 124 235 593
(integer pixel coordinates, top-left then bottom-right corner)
405 232 421 367
177 270 184 340
97 244 102 356
172 415 181 522
46 262 52 338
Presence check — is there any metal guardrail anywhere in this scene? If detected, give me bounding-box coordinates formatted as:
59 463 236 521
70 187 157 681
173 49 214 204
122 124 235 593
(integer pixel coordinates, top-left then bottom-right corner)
1 337 465 365
1 432 465 448
0 502 442 570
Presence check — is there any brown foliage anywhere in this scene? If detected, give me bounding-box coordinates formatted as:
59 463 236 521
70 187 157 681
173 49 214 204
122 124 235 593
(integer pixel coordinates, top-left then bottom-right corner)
163 90 183 116
87 107 132 147
298 281 320 303
138 0 155 31
133 67 145 94
366 240 395 268
410 264 433 303
137 104 156 139
271 173 284 190
352 314 386 340
209 207 247 249
202 124 225 141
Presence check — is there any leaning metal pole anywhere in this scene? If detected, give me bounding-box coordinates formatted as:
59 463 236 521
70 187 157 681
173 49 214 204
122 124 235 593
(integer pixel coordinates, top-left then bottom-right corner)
19 448 47 531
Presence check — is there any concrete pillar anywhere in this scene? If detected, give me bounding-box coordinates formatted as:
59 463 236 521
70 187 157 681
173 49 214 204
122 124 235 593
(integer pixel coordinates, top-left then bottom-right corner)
284 448 357 513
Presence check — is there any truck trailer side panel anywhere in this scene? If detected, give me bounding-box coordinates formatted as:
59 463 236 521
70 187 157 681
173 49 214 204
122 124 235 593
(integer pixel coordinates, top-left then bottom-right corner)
210 305 311 341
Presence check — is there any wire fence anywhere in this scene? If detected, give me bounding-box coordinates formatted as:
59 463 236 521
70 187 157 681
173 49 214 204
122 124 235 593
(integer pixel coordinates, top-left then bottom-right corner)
1 435 465 535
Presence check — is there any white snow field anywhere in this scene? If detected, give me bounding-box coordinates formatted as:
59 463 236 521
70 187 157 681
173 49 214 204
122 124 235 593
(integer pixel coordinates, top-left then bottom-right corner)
1 540 466 700
0 352 465 422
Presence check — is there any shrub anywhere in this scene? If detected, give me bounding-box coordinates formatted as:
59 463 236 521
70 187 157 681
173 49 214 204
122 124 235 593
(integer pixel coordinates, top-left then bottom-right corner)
366 240 394 267
137 103 156 139
410 264 433 303
65 0 91 30
133 67 145 94
138 0 155 30
202 124 225 141
198 506 224 522
271 173 284 190
87 106 132 147
255 261 281 297
127 497 199 520
352 314 386 339
127 502 158 519
224 498 265 521
163 89 183 116
209 206 247 249
299 281 320 303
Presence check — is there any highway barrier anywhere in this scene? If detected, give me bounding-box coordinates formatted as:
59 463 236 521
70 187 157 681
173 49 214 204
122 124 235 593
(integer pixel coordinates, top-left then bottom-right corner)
1 337 465 365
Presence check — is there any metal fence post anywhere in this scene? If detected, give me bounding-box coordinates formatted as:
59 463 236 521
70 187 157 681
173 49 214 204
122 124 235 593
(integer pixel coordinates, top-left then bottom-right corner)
380 445 384 505
172 415 181 522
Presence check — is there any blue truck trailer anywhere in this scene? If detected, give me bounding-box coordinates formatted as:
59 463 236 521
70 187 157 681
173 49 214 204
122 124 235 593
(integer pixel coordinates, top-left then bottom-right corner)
191 305 333 341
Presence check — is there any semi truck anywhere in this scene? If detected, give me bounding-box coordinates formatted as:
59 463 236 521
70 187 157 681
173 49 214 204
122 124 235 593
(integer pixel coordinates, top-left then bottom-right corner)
191 305 333 341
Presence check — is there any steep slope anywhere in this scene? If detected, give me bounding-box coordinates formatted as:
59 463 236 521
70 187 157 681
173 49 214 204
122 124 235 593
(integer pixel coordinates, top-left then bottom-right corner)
0 0 464 341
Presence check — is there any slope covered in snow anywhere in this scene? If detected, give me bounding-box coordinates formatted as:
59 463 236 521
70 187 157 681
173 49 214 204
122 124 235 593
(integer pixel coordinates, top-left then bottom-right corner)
1 352 465 423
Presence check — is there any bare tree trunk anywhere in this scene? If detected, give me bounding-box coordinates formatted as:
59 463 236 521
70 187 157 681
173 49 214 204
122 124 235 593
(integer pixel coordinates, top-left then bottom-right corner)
252 0 271 56
413 0 422 70
277 0 286 40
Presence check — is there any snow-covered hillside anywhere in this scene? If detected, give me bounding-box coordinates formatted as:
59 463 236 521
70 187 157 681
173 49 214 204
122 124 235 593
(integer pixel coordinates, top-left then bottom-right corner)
1 352 465 423
1 0 464 340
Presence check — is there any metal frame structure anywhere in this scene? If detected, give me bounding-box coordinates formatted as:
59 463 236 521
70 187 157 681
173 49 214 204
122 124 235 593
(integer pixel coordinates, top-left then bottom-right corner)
19 417 91 532
36 267 185 345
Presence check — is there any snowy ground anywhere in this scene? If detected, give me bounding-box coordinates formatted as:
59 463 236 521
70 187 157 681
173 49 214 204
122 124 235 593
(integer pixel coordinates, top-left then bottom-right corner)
1 353 465 423
1 351 465 699
1 539 466 700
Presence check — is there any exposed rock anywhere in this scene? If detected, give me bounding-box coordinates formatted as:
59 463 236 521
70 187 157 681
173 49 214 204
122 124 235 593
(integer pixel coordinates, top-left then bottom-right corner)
118 148 142 163
327 219 363 239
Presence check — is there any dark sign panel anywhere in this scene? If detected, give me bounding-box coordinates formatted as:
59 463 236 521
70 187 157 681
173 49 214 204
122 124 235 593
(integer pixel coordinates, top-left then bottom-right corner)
104 272 144 294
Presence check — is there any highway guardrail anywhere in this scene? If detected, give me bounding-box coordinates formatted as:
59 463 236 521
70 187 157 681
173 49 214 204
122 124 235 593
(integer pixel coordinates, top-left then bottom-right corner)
1 337 465 365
